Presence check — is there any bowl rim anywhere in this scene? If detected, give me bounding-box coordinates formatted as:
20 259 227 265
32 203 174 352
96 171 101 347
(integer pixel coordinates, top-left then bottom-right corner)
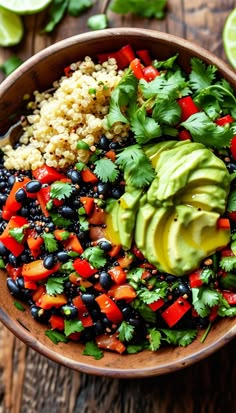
1 27 236 378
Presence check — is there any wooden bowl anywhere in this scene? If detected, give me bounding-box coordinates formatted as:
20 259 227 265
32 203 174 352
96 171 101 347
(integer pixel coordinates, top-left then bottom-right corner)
0 28 236 378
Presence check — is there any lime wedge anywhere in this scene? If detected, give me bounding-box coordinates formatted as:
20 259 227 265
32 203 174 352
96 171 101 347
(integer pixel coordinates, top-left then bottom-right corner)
0 0 52 14
223 8 236 69
0 7 23 46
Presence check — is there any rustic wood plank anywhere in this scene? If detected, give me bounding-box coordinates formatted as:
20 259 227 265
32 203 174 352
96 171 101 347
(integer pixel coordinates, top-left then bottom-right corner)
1 1 236 412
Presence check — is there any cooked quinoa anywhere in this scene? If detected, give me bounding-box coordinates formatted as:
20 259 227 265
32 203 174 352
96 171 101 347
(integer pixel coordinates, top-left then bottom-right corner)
3 56 130 171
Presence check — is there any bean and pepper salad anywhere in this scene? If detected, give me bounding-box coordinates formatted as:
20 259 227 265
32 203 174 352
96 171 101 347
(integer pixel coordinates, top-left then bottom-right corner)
1 44 236 359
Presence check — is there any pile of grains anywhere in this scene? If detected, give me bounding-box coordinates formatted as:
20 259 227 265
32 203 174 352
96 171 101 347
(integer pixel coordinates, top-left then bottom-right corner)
3 57 129 171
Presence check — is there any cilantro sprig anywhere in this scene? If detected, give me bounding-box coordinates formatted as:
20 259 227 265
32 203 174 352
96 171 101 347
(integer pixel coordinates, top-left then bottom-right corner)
94 158 119 183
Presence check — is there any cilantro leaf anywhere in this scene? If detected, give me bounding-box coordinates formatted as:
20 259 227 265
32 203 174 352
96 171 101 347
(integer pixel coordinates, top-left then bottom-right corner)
148 328 162 351
14 301 25 311
192 286 220 317
220 256 236 272
82 246 107 268
94 158 119 183
42 0 68 33
118 321 135 342
138 286 166 304
107 69 138 127
50 213 72 228
0 56 23 76
200 268 215 284
140 70 189 100
45 330 68 344
160 329 197 347
9 225 28 243
189 57 217 91
130 106 162 144
46 276 67 295
109 0 167 19
194 84 236 120
42 232 58 252
50 181 73 200
227 189 236 212
116 144 155 188
82 341 103 360
220 272 236 290
67 0 93 16
132 299 157 323
181 112 233 149
126 343 146 354
153 54 179 70
152 97 181 126
64 319 84 336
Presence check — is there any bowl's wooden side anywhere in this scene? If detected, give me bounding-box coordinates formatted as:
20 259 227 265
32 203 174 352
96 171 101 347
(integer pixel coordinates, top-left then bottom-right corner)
0 28 236 377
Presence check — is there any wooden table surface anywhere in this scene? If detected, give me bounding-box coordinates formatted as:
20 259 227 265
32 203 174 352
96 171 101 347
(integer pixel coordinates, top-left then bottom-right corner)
0 1 236 412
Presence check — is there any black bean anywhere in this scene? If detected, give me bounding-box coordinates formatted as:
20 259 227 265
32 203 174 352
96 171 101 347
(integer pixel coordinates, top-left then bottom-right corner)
97 182 110 196
43 254 56 269
57 251 69 262
93 321 104 335
98 240 112 251
20 206 29 217
25 180 42 193
177 282 191 296
30 305 49 322
15 276 25 289
81 293 97 308
8 253 19 267
61 304 78 319
7 278 21 296
121 305 133 320
67 169 81 184
98 135 110 151
227 162 236 173
0 241 8 257
8 175 16 188
60 206 75 219
15 188 27 202
0 194 7 205
109 141 120 150
111 187 123 199
99 271 112 290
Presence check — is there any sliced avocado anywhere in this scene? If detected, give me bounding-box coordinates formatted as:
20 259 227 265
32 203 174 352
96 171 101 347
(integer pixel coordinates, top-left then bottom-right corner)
143 140 177 168
134 199 156 249
179 184 229 213
104 198 120 244
117 188 143 250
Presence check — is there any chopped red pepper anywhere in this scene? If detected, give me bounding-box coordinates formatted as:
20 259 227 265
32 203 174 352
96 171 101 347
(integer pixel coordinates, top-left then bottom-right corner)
136 49 152 66
143 65 160 82
88 206 106 225
178 96 199 122
215 114 233 126
230 136 236 161
222 291 236 305
0 216 29 256
80 196 95 216
6 263 22 280
95 293 123 324
81 168 98 184
37 293 67 310
130 58 145 80
178 129 192 141
2 177 30 220
217 218 230 230
108 265 127 285
72 295 93 328
73 257 98 278
161 296 191 327
96 333 126 354
22 260 61 281
209 305 219 322
36 186 51 217
108 284 137 302
49 314 65 330
32 165 67 184
97 50 128 69
148 298 165 311
63 234 84 254
27 228 44 258
189 269 204 288
119 44 136 63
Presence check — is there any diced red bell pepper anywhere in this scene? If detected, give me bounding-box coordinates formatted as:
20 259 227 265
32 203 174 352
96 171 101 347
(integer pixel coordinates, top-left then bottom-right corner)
221 247 234 257
6 263 22 280
131 244 145 260
208 305 219 322
63 234 84 254
37 292 67 310
27 228 44 258
148 298 165 311
119 44 136 63
96 333 126 354
178 96 199 122
228 211 236 222
97 50 129 69
108 265 127 285
222 291 236 305
24 280 38 290
95 293 123 324
49 314 65 330
143 65 160 82
189 269 204 288
130 58 145 80
178 129 192 141
36 186 51 217
215 114 233 126
80 196 95 216
108 244 122 258
230 136 236 161
64 65 73 77
72 295 93 327
0 216 29 256
2 177 30 220
32 285 46 303
22 260 61 281
161 296 191 327
81 168 98 184
217 218 230 230
136 49 152 66
108 284 137 302
32 165 67 184
105 150 116 162
117 253 134 268
73 257 98 278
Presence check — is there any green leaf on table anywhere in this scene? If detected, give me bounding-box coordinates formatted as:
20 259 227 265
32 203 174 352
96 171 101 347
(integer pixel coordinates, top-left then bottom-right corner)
87 14 108 30
42 0 69 33
68 0 93 16
0 56 23 76
109 0 167 19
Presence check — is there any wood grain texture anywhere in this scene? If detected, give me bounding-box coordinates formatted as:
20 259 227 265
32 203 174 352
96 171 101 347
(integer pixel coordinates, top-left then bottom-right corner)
1 1 236 412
